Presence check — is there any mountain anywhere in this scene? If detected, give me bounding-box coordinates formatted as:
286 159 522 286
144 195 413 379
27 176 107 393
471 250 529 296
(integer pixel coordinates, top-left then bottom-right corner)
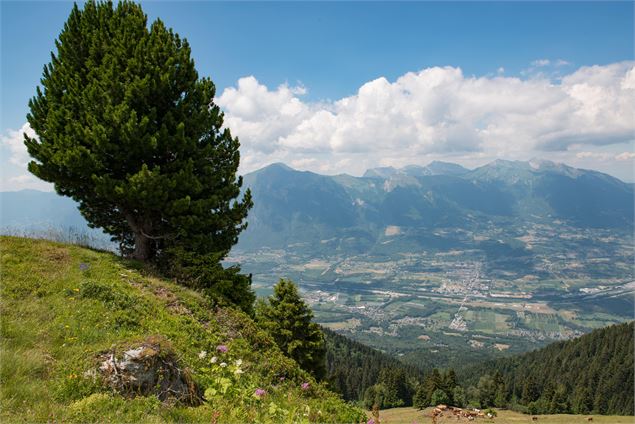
459 321 634 415
0 236 365 422
4 159 632 254
364 161 469 178
237 159 633 252
1 189 87 229
0 190 112 248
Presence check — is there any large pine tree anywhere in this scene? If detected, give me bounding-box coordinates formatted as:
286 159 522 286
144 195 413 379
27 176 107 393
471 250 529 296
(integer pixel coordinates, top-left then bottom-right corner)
25 1 252 263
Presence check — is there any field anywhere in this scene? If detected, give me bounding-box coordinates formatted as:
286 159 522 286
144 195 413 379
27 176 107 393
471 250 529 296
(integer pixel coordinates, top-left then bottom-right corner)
370 407 634 424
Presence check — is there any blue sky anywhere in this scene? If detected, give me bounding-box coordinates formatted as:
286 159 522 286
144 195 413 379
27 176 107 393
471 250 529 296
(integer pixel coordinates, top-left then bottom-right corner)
1 1 634 189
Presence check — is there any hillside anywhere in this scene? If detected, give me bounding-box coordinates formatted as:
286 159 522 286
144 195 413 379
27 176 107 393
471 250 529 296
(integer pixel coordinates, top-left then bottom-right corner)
460 321 634 415
0 237 365 422
324 328 424 405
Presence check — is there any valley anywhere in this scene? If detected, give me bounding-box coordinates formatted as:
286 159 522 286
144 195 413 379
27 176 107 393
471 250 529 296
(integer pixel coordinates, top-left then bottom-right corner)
229 217 634 369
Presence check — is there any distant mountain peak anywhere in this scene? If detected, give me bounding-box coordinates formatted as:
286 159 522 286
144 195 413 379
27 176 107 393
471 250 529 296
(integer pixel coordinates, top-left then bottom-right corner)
424 161 469 176
264 162 294 171
362 166 399 179
364 161 469 178
528 158 555 169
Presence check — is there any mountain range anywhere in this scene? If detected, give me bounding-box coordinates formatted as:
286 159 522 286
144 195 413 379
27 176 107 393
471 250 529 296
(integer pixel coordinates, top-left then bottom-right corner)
2 159 633 255
237 159 634 253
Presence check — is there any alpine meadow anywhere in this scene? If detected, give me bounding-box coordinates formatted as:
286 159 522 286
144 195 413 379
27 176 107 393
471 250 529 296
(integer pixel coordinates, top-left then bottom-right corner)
1 1 633 423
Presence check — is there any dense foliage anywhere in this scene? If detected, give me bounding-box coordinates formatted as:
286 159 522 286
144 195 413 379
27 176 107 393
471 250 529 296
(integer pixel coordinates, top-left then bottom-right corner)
25 0 252 264
412 368 462 409
323 328 424 408
256 279 326 380
459 322 634 415
25 0 253 311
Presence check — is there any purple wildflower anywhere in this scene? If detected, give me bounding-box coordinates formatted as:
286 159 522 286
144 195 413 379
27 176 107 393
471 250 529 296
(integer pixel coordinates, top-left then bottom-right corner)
254 388 266 398
301 382 310 391
79 263 89 271
279 376 285 382
367 419 375 424
216 345 228 353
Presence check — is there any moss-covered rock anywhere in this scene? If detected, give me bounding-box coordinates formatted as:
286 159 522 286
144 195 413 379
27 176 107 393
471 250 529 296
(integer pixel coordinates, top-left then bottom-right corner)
98 336 201 405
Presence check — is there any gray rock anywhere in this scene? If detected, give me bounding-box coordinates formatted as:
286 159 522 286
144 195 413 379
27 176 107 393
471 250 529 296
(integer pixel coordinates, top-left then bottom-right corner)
98 337 201 405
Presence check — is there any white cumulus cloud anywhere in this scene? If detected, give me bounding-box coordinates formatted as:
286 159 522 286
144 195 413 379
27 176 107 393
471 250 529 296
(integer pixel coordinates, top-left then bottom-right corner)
1 122 35 167
216 61 635 176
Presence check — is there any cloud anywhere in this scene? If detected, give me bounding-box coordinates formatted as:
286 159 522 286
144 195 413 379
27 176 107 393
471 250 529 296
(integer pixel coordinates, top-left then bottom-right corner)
1 122 35 166
216 61 635 175
531 59 551 67
0 173 52 192
4 63 632 183
615 152 635 161
0 123 54 191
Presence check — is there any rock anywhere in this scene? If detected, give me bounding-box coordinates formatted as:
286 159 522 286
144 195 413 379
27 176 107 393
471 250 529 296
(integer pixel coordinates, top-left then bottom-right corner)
98 336 201 405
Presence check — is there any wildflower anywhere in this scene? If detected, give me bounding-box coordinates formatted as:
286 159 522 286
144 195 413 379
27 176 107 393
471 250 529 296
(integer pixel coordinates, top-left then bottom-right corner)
216 345 228 353
210 356 218 364
79 263 89 271
367 419 375 424
254 388 266 398
73 288 80 292
235 359 243 366
234 368 244 375
198 351 207 359
279 376 285 382
220 362 227 368
301 382 310 391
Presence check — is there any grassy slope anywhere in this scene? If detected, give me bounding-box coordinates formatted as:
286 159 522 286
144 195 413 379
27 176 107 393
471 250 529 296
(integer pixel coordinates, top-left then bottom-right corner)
0 237 365 423
372 407 634 424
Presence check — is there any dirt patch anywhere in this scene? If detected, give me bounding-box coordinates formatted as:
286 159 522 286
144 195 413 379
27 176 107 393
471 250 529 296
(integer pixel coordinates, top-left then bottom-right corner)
42 246 71 263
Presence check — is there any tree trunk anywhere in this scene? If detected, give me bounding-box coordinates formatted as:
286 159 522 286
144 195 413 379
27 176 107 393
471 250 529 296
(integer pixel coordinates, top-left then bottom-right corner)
126 213 154 261
133 231 152 261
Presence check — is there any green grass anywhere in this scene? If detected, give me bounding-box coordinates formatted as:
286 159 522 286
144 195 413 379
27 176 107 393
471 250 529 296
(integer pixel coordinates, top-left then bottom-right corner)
372 407 633 424
0 236 364 423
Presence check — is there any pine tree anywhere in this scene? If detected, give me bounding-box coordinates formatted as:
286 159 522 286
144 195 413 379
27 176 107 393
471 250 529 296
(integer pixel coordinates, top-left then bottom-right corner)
431 388 450 406
25 1 252 264
572 385 593 414
521 375 541 404
256 279 326 379
442 368 457 403
452 386 467 408
413 385 428 410
549 384 569 413
424 368 442 402
477 375 497 408
378 368 410 407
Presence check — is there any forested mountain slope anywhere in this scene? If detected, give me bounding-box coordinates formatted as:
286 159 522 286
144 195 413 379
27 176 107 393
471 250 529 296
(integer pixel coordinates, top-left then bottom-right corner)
324 328 423 405
460 321 634 415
